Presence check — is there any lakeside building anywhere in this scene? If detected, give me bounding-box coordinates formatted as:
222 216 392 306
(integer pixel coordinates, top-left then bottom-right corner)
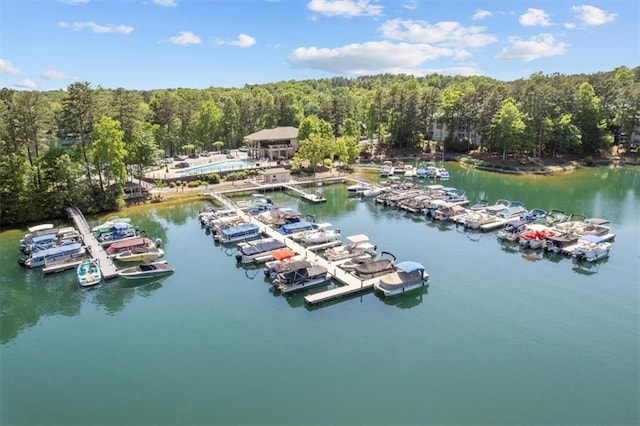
244 127 298 161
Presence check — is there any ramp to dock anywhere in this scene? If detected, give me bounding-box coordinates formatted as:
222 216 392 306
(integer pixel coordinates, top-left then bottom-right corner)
66 207 119 280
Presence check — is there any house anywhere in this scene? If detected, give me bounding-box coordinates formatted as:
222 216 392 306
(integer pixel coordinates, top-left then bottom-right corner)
260 168 291 184
244 127 298 161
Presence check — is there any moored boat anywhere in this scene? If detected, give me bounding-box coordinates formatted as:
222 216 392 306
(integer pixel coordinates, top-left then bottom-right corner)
235 238 287 264
352 252 397 280
273 264 330 294
18 242 85 268
114 246 165 262
77 260 102 287
215 223 262 244
374 261 429 297
571 235 612 262
118 260 175 280
325 234 376 262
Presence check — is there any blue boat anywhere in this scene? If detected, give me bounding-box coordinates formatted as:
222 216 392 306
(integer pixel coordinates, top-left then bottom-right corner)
278 221 316 235
215 223 261 244
18 242 85 268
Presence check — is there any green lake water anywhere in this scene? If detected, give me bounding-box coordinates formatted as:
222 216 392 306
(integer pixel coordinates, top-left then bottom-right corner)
1 163 638 425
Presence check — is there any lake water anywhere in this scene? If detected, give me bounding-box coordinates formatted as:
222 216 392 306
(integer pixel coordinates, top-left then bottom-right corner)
1 163 638 425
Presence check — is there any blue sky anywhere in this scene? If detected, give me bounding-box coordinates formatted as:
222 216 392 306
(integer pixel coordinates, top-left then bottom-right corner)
1 0 638 91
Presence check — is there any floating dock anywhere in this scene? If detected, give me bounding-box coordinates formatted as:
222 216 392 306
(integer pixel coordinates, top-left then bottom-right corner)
42 256 90 275
66 207 119 280
207 191 383 306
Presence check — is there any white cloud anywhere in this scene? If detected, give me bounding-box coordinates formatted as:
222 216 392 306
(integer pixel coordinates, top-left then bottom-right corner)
380 19 497 48
40 69 68 80
496 34 568 61
58 21 134 34
564 22 576 29
307 0 383 17
403 0 418 10
519 8 551 27
168 31 201 45
289 41 457 75
154 0 178 6
15 79 37 90
0 58 20 75
228 34 256 48
571 5 616 26
472 10 492 21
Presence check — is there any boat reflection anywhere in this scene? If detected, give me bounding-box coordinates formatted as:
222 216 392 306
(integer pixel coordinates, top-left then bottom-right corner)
572 256 609 276
379 284 429 309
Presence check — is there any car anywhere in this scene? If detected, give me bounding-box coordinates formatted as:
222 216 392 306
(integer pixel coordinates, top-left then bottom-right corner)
175 155 187 161
222 149 230 154
238 146 249 152
175 161 189 168
226 154 234 159
200 151 210 157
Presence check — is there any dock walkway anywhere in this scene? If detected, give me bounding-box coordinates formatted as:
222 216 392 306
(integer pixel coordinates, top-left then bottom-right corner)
66 207 119 280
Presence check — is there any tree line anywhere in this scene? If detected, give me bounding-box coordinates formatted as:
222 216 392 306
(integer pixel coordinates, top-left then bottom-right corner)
0 66 638 226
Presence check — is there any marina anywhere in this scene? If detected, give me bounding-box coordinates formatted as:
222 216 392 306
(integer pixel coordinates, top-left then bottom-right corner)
2 164 638 426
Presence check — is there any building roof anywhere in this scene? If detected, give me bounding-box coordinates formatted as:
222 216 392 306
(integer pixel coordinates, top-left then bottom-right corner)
245 126 298 141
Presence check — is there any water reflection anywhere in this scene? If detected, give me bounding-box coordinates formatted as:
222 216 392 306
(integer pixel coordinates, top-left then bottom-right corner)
379 284 429 309
571 257 608 276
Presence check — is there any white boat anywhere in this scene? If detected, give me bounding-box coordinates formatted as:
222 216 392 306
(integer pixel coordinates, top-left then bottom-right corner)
28 223 55 233
235 238 287 264
18 242 86 268
380 161 395 177
346 182 371 196
325 234 376 262
518 224 557 249
118 260 175 280
437 167 450 179
571 235 612 262
416 168 427 179
114 247 165 262
404 165 417 178
77 260 102 287
215 223 262 244
273 264 329 294
294 223 341 246
91 216 131 232
360 186 384 199
374 261 429 297
497 220 527 242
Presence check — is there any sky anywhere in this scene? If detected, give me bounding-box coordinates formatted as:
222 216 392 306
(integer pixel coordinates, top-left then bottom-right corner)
0 0 638 91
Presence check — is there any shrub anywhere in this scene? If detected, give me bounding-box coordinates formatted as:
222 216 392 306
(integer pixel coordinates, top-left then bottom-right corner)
187 180 201 188
168 182 176 188
206 173 221 184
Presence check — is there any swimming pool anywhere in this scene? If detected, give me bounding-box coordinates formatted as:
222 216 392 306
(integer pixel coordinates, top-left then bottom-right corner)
174 160 255 175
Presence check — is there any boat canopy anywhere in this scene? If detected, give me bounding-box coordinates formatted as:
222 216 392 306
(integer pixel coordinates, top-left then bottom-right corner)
395 261 425 274
107 237 146 251
31 242 82 259
580 234 605 243
240 239 286 256
278 221 315 234
344 234 369 244
31 234 58 244
585 218 610 225
272 248 295 261
506 219 526 228
221 223 259 236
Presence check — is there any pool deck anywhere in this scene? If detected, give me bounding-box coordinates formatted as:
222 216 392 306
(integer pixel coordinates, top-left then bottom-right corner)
145 155 278 181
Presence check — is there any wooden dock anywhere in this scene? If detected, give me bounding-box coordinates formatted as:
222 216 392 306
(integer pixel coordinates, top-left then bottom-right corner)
66 207 120 280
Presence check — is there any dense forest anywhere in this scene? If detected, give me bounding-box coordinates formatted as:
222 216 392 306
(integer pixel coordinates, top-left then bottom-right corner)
1 66 639 226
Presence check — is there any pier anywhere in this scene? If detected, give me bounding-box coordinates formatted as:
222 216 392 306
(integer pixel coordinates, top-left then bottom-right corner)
207 191 383 306
66 207 119 280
